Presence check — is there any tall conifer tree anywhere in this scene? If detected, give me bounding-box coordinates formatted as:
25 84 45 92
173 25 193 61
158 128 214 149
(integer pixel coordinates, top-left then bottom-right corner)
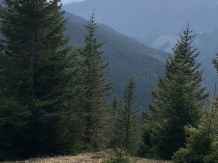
79 12 111 151
0 0 79 159
141 26 208 159
108 96 124 149
122 76 140 154
109 76 140 154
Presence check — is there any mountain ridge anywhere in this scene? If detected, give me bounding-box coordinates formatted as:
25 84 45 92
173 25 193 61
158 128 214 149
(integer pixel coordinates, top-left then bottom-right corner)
63 11 169 110
63 0 218 64
62 0 218 98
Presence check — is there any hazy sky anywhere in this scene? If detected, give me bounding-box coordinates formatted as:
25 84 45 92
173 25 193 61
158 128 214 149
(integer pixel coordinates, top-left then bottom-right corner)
62 0 84 5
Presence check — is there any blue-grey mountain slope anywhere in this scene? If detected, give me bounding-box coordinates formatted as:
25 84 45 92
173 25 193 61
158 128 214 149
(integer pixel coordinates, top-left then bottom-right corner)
63 0 218 97
63 0 218 65
64 11 169 110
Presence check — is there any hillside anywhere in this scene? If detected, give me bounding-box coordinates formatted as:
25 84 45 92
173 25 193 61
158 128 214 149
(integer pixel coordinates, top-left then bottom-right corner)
63 0 218 57
63 11 168 110
63 0 218 97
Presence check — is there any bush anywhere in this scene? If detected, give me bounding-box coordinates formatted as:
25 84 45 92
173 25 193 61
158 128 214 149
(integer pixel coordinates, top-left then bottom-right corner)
138 122 163 158
172 148 189 163
172 147 205 163
102 148 131 163
204 149 218 163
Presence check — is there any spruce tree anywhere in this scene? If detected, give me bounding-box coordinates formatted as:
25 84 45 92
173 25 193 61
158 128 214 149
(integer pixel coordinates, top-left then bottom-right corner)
60 48 85 155
108 77 140 154
142 26 208 159
108 96 124 149
122 76 140 155
79 12 111 151
0 0 79 159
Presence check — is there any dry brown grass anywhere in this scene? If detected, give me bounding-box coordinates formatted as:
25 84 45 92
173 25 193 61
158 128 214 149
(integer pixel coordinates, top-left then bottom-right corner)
1 151 172 163
136 158 171 163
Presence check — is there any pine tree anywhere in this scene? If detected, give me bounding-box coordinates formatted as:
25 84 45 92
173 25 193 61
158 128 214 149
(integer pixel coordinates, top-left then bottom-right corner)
0 0 79 159
173 53 218 162
108 77 140 154
108 96 124 149
59 48 85 155
78 12 111 151
142 26 209 159
122 76 140 155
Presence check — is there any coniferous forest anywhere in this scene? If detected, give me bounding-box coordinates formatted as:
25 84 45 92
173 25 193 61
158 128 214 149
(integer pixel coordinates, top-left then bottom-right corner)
0 1 218 163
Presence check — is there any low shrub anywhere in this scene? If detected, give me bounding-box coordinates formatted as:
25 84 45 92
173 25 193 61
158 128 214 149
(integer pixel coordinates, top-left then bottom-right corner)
101 148 131 163
204 149 218 163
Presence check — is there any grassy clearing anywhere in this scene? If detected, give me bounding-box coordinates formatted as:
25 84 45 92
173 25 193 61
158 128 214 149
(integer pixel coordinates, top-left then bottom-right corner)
1 151 172 163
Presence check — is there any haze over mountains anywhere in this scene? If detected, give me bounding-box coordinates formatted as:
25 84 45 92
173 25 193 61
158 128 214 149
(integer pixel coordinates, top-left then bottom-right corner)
63 0 218 56
63 0 218 99
64 0 218 35
63 11 169 110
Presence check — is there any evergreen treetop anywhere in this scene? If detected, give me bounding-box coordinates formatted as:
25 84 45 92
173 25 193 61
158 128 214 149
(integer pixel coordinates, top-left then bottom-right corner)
122 75 140 155
141 25 209 159
78 11 111 151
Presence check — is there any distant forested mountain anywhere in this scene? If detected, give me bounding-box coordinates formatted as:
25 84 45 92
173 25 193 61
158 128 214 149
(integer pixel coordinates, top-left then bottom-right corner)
63 0 218 64
63 11 168 110
63 0 218 98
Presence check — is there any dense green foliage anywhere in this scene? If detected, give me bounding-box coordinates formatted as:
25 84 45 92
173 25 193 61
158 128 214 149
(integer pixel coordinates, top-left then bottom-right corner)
172 51 218 163
0 0 80 160
107 96 124 149
140 26 208 159
172 96 218 163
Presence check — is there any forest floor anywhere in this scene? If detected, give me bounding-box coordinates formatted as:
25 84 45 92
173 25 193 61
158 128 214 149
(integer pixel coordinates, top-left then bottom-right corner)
1 151 172 163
